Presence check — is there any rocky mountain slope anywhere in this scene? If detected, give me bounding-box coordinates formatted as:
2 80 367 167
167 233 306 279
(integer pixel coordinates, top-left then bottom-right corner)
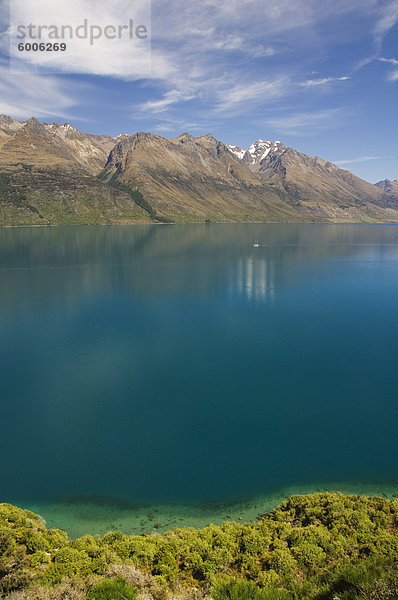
228 140 397 221
102 133 398 222
375 179 398 193
99 132 300 222
0 115 396 225
0 116 149 225
0 115 116 173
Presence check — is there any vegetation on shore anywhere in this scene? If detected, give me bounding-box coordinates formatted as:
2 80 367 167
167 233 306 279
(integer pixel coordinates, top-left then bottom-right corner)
0 167 150 226
1 493 398 600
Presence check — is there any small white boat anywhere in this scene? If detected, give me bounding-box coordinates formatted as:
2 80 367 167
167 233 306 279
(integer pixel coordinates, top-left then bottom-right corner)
252 241 260 247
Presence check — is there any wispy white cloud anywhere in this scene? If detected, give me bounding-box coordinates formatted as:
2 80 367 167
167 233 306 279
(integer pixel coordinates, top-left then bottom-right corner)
358 1 398 80
265 108 344 136
336 2 398 80
300 76 350 87
334 155 392 165
250 46 276 58
0 62 84 120
5 2 376 89
377 56 398 82
379 57 398 65
0 0 395 131
136 1 383 121
155 121 203 133
138 90 195 113
373 0 398 46
214 78 290 112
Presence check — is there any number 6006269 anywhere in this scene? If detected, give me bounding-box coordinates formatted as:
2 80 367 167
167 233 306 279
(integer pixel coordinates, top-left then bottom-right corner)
18 43 67 51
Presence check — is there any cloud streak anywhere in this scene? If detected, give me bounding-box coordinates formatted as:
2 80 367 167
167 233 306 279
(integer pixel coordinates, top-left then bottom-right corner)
379 57 398 65
138 90 195 113
373 0 398 46
213 78 290 112
300 76 350 87
0 62 85 120
334 155 392 165
0 0 396 137
265 109 344 136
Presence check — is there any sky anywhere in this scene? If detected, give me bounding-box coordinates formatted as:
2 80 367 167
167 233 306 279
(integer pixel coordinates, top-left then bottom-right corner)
0 0 397 183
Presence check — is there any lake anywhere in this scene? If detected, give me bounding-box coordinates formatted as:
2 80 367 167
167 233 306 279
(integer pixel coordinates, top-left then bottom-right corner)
1 223 398 535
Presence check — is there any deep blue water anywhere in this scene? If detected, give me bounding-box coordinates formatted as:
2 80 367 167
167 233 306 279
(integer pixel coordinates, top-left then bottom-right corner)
1 223 398 506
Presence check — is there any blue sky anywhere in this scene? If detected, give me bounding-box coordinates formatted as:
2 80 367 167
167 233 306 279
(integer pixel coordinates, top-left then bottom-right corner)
0 0 397 183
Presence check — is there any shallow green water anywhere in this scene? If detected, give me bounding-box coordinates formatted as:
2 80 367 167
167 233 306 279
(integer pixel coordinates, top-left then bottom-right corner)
27 481 398 538
1 223 398 534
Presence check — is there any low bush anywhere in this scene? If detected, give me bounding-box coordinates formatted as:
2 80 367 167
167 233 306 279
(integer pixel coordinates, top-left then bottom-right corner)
87 576 137 600
1 493 398 600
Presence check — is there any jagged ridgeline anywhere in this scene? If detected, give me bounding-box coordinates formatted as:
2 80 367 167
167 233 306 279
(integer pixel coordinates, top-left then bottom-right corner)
1 494 398 600
0 115 397 226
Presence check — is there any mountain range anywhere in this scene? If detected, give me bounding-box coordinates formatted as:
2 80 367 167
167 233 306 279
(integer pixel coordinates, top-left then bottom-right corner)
0 115 396 226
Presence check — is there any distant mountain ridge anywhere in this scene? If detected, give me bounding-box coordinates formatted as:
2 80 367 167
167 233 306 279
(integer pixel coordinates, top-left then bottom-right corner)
0 115 116 173
0 114 396 225
375 179 398 196
0 115 149 225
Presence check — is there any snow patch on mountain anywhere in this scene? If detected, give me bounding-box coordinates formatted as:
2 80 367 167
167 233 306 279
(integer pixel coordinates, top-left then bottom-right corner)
226 144 245 160
227 139 285 164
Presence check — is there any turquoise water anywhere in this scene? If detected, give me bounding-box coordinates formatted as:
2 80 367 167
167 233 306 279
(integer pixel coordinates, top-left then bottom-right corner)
1 223 398 533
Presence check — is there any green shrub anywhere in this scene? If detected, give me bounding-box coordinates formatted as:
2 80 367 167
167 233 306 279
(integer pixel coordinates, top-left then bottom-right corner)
1 494 398 599
87 576 137 600
213 579 291 600
43 547 93 584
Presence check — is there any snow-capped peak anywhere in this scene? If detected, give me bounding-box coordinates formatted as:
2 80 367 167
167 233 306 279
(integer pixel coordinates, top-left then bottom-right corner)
227 144 246 160
45 122 79 139
227 139 285 164
47 122 75 131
